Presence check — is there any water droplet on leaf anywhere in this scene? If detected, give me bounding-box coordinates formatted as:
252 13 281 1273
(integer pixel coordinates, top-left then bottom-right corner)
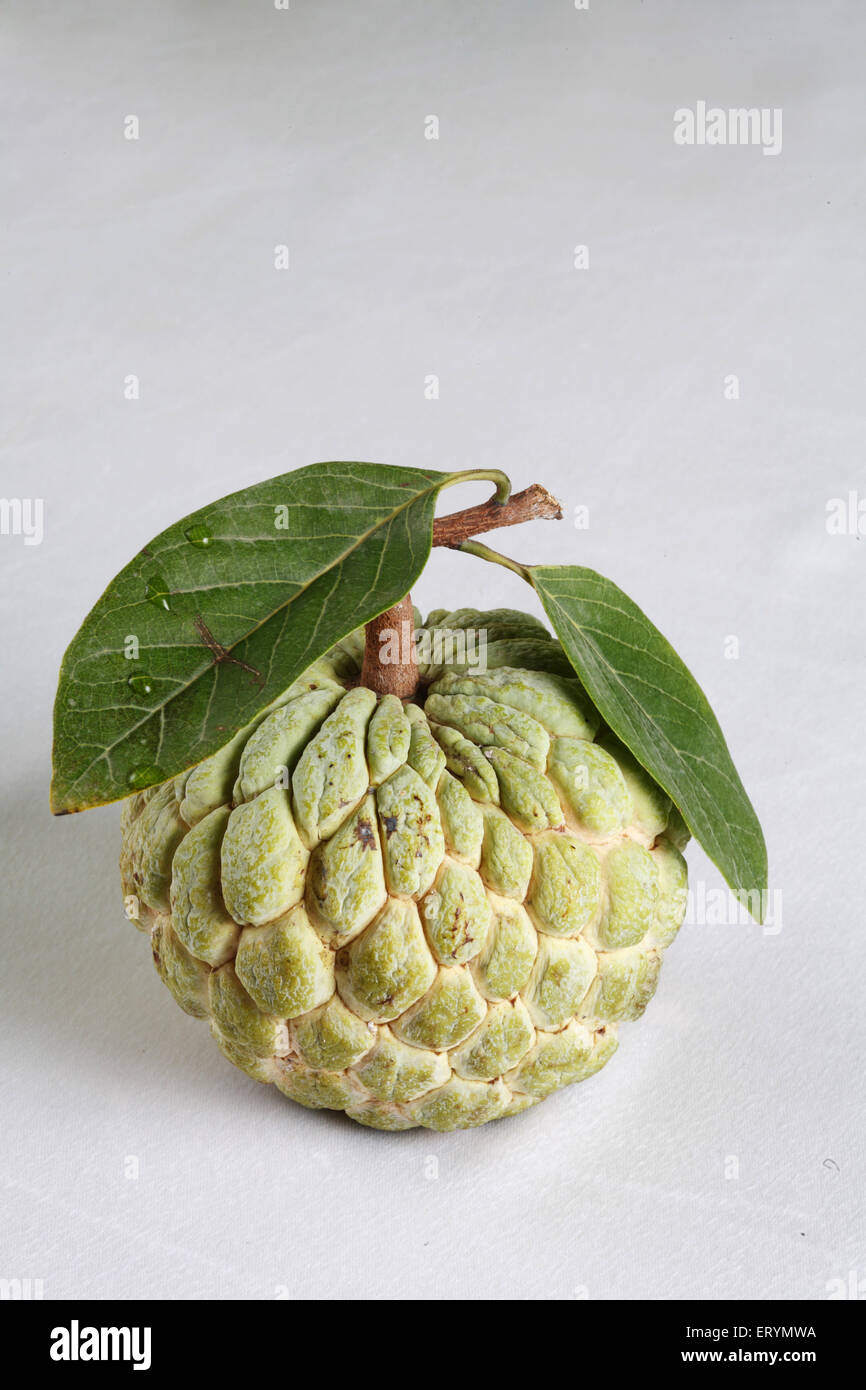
184 523 212 548
145 577 171 611
127 764 164 790
127 673 154 697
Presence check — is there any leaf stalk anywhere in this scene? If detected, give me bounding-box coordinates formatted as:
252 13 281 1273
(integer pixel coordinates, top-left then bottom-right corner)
361 476 561 697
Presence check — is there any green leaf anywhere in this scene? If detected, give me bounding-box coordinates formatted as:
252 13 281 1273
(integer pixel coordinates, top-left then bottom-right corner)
530 565 767 920
51 461 457 814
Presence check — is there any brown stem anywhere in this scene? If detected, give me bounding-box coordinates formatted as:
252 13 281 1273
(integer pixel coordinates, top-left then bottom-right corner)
432 482 562 549
361 480 563 698
359 593 419 698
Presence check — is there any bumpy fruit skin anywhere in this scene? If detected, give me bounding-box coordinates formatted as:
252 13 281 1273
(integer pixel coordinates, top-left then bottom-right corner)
120 608 689 1131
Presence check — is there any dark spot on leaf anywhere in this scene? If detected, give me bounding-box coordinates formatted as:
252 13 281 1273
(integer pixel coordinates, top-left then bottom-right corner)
382 815 398 837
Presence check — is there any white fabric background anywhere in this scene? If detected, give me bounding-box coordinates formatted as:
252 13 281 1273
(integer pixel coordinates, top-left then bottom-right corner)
1 0 864 1301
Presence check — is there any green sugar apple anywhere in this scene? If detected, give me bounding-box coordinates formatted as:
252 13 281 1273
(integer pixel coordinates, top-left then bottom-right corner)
120 607 689 1131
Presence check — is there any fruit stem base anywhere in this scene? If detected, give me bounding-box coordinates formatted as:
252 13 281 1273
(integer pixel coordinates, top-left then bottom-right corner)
359 594 419 698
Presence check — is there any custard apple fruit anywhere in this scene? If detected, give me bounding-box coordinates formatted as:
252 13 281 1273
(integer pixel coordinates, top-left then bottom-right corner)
120 608 689 1131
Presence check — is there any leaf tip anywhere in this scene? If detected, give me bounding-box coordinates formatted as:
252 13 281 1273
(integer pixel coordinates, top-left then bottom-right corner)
49 783 72 816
